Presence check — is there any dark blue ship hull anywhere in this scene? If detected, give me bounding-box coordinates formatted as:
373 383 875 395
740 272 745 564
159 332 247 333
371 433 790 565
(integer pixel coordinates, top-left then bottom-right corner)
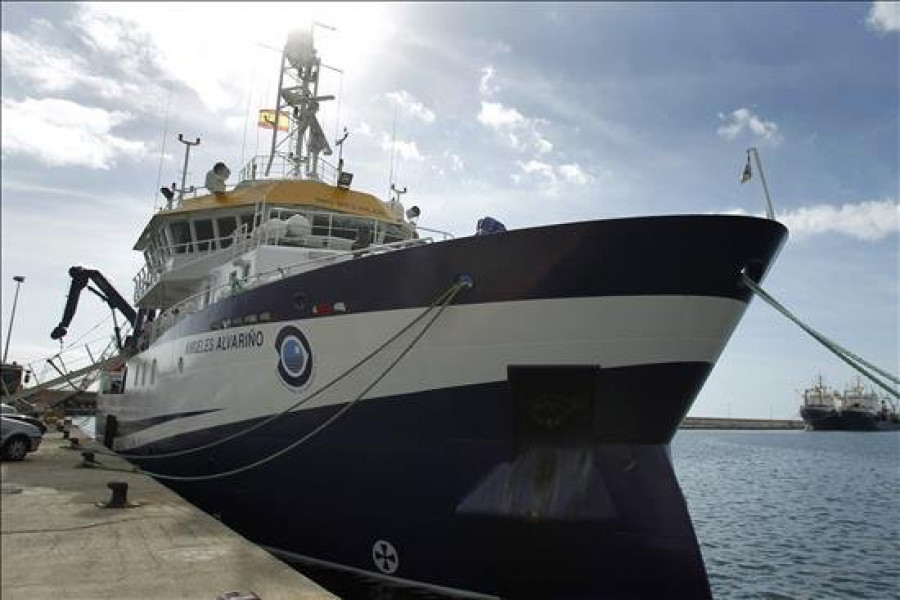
111 366 713 599
100 215 789 598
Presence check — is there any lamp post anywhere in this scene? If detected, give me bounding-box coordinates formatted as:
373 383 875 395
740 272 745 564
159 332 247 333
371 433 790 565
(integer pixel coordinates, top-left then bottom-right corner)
3 275 25 364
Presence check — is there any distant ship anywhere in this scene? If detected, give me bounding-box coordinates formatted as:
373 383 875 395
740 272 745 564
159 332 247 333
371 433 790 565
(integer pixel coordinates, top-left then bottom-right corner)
800 376 900 431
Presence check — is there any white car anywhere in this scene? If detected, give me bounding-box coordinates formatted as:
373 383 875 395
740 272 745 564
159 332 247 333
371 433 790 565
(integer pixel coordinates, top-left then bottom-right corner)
1 416 42 461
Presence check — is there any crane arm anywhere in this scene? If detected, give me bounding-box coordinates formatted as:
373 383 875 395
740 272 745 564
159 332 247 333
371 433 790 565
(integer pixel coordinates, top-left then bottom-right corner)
51 266 137 340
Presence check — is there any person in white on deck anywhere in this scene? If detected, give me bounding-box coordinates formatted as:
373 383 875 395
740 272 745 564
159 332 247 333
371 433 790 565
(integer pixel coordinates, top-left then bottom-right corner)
205 162 231 195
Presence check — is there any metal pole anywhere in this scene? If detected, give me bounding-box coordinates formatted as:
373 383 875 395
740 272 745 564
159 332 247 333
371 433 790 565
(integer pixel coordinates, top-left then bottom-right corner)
750 147 775 220
265 50 288 177
3 276 25 364
177 134 201 205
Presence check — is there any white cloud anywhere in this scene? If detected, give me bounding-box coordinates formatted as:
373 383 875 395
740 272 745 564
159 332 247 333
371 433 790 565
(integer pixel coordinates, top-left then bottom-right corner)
1 97 148 169
558 163 592 185
478 101 555 155
780 199 899 241
1 31 86 92
513 160 595 194
717 107 783 145
519 159 556 180
535 136 553 154
445 151 464 171
867 1 900 33
479 65 499 96
354 121 373 136
1 28 167 115
478 101 525 129
385 90 436 123
721 200 899 241
381 133 424 162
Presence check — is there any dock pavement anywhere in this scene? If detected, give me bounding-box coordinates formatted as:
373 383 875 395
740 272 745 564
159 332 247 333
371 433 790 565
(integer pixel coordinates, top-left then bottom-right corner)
1 430 337 600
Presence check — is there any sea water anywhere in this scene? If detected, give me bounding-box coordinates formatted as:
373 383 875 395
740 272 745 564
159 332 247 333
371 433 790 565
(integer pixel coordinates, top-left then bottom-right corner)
674 430 900 600
78 417 899 598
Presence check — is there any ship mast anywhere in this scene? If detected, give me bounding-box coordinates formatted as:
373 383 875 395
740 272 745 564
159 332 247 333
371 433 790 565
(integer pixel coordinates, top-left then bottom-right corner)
264 25 335 180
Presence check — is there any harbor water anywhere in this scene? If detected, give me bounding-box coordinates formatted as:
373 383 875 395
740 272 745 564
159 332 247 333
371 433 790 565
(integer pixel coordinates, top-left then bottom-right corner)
77 420 899 598
674 430 899 600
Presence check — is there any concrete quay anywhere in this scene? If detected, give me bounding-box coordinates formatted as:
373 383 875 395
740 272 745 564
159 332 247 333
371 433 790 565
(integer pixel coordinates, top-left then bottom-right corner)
680 416 805 430
1 430 336 600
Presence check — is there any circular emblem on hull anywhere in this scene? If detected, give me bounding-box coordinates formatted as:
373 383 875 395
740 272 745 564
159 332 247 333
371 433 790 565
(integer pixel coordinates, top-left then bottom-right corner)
372 539 399 575
275 326 313 389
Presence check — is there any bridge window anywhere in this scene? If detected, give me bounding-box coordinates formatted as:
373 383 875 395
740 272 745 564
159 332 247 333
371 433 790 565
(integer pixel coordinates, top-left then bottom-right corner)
193 219 214 252
156 229 170 259
216 216 238 248
239 214 256 233
169 220 193 254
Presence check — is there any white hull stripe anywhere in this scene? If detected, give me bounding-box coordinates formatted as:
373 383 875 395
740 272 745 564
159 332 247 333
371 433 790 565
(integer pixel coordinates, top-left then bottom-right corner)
109 295 747 447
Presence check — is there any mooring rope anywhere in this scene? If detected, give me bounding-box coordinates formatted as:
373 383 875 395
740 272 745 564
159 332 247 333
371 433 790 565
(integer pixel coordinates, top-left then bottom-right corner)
740 272 899 399
89 277 468 462
125 277 470 481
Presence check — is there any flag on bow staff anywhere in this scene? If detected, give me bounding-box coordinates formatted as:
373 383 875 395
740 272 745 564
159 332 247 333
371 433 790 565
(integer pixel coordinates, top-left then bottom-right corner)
740 152 752 183
258 109 291 132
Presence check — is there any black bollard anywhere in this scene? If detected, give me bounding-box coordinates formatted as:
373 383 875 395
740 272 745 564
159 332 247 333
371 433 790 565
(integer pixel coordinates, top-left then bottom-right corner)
106 481 129 508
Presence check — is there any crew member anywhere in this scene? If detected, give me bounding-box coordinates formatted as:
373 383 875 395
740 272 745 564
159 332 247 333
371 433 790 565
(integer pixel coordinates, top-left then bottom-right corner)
205 162 231 195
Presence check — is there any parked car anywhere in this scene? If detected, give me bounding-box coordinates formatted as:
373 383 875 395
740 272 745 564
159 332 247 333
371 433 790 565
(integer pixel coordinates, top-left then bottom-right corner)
0 403 46 434
1 416 42 461
1 412 47 434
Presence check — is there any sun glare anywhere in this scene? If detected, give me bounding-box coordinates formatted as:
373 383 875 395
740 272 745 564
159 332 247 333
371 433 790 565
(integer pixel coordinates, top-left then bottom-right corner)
87 2 397 113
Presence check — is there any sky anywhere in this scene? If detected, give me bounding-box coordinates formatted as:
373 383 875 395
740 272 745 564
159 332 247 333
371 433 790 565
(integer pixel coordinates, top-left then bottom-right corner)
1 2 898 419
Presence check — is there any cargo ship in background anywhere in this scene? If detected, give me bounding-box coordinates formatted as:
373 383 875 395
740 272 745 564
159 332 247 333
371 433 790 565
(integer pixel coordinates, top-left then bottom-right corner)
800 376 900 432
47 27 790 599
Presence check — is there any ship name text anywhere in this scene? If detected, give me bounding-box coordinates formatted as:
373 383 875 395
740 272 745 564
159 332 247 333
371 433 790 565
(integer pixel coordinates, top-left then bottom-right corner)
185 330 265 354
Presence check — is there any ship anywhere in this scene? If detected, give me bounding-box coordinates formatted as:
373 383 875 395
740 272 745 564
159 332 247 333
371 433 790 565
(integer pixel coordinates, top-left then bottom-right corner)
48 28 788 599
801 376 900 432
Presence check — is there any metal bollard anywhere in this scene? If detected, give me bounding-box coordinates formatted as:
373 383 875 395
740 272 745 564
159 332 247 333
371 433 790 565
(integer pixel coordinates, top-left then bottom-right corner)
106 481 129 508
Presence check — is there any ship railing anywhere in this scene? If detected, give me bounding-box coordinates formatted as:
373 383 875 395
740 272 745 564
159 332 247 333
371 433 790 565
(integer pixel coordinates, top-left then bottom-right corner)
415 225 455 241
132 225 255 304
142 236 432 344
157 154 340 212
236 154 339 186
132 201 449 305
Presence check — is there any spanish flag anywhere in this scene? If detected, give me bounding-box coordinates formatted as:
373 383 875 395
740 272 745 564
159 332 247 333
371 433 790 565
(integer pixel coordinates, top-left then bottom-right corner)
258 109 291 132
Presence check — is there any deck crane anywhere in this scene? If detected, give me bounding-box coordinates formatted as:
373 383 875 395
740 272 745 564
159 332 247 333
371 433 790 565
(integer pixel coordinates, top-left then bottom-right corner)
51 266 140 352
